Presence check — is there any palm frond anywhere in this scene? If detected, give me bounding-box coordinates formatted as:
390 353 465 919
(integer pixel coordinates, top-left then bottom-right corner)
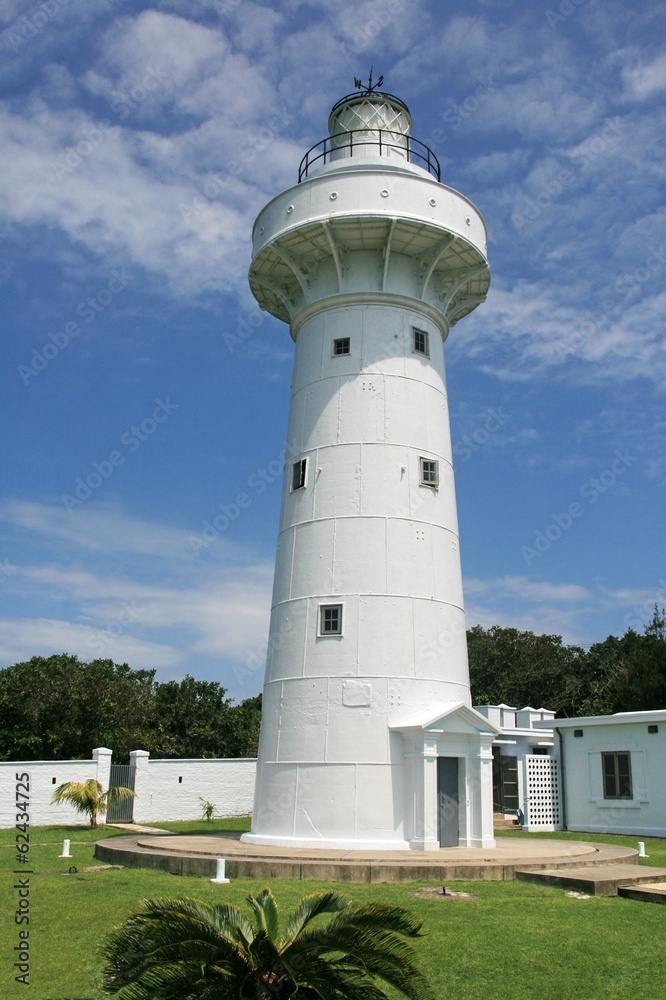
101 785 136 805
246 887 280 942
102 893 435 1000
103 897 252 997
290 955 390 1000
51 778 102 813
281 890 348 946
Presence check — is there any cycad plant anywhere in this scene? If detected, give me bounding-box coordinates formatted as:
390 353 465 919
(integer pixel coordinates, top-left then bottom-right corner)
51 778 135 828
102 887 435 999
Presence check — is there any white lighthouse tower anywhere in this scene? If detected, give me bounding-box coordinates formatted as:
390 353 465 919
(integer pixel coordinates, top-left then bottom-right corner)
243 80 498 851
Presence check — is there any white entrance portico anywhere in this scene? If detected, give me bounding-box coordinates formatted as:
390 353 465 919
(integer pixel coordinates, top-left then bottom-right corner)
391 703 498 850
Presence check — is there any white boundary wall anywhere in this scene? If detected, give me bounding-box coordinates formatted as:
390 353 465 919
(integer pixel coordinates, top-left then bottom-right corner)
0 748 112 827
130 751 256 823
0 749 256 828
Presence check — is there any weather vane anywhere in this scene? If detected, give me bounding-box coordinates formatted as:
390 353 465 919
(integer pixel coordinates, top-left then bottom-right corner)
354 66 384 94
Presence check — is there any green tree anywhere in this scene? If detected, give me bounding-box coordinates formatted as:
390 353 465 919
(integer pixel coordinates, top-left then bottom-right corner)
51 778 135 829
230 693 262 758
0 655 159 761
153 677 261 758
467 625 585 715
103 889 435 999
582 607 666 714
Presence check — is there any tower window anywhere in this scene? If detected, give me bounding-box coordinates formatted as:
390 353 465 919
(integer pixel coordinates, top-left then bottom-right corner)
333 337 350 356
602 752 632 800
319 604 342 635
412 328 429 357
291 458 307 491
420 457 439 487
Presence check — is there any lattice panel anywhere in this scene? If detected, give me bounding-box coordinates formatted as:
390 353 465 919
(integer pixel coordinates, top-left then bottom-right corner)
525 756 562 828
331 99 411 138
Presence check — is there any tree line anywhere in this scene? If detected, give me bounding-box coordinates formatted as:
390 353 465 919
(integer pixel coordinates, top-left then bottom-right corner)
0 654 261 762
468 607 666 717
1 609 663 761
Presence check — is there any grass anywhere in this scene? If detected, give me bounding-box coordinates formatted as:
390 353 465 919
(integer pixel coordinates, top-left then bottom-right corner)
142 815 252 835
1 823 665 999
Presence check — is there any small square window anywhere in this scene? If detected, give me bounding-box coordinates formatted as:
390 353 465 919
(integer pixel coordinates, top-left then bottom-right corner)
333 337 350 356
420 457 439 487
602 751 632 799
648 724 659 734
291 458 307 491
413 328 429 357
573 729 583 738
319 604 342 635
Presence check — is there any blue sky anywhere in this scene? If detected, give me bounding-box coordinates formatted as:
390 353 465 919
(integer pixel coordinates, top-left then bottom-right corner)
1 0 664 702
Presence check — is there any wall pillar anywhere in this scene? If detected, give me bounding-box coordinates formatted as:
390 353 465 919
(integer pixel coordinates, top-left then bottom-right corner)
410 741 439 851
92 747 112 791
129 750 150 824
466 736 496 848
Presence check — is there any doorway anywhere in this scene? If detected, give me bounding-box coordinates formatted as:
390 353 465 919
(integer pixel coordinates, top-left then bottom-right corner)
437 757 459 848
492 749 518 815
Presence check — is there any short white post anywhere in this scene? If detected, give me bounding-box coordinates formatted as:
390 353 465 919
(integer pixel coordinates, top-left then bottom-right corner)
211 858 230 884
638 841 648 858
59 839 72 858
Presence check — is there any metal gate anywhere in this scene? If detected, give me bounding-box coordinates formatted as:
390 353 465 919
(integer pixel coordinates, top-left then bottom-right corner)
106 763 136 823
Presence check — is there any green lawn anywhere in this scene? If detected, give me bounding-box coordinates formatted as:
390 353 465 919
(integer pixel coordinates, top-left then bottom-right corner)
1 823 665 999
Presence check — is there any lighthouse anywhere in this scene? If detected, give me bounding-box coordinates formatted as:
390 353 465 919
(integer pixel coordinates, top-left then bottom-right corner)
242 80 498 851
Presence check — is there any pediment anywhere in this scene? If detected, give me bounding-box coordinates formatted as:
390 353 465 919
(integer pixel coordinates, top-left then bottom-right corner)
390 701 500 737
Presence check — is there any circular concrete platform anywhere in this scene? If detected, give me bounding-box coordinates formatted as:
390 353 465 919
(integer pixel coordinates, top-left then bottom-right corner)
95 832 639 883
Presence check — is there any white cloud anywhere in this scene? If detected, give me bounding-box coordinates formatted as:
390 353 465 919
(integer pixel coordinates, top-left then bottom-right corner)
99 11 227 89
0 500 274 685
0 500 196 558
0 617 184 673
622 51 666 100
463 573 665 646
465 575 590 605
452 277 666 389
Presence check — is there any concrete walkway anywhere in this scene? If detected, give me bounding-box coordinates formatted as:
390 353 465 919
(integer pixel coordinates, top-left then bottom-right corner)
106 822 172 835
517 863 666 896
619 882 666 904
95 833 639 884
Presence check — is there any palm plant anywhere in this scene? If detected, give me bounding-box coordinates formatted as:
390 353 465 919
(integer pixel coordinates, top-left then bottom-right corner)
199 796 217 822
51 778 135 828
102 887 435 999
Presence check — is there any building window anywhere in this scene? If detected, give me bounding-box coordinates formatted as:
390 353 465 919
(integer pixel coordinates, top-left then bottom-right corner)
333 337 350 356
648 725 659 734
573 729 583 738
413 328 429 357
420 457 439 487
319 604 342 635
291 458 307 491
602 752 632 800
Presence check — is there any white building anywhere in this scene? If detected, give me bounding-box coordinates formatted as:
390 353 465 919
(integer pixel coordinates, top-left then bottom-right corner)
537 711 666 838
242 82 496 852
475 704 561 833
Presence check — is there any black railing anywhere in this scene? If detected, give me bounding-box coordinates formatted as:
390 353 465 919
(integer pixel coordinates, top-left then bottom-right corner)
298 128 441 183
